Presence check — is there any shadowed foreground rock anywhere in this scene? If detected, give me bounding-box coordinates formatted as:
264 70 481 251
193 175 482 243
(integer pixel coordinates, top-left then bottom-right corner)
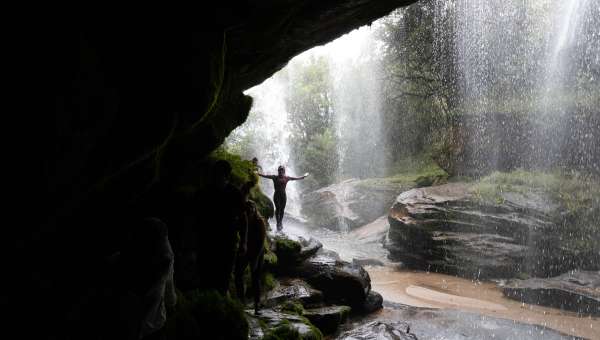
502 270 600 316
294 250 372 308
247 308 322 340
304 305 351 335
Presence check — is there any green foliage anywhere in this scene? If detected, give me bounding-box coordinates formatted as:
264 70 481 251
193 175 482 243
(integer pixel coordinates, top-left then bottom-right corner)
285 56 339 191
165 289 248 340
298 129 339 190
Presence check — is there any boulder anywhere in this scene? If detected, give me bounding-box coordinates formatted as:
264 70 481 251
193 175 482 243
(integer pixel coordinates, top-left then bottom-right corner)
385 182 589 279
301 179 404 231
304 305 351 334
349 215 390 244
359 291 384 314
298 237 324 261
337 321 417 340
294 251 371 308
264 278 324 308
272 235 323 271
502 270 600 316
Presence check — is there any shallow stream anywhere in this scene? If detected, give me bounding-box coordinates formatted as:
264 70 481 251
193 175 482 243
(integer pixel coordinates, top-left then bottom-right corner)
278 216 599 340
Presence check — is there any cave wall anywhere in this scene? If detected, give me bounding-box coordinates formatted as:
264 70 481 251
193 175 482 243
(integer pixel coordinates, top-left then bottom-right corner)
26 1 417 337
45 1 416 230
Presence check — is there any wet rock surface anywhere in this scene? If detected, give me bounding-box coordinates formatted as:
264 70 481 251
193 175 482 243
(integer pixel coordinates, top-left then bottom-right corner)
359 291 384 314
263 278 324 308
272 234 323 270
502 270 600 316
302 179 404 231
337 320 417 340
304 305 351 334
385 182 588 279
294 250 372 308
338 302 579 340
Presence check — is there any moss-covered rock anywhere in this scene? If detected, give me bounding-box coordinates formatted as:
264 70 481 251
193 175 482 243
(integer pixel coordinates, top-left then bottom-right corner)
250 311 323 340
210 148 274 219
386 171 600 279
281 300 306 315
272 236 303 270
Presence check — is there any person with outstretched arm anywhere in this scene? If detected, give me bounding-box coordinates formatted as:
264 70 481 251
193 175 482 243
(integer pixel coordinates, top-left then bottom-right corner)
258 165 308 231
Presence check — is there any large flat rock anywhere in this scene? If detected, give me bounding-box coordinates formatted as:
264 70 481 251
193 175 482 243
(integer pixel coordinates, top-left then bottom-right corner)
502 270 600 316
385 182 588 279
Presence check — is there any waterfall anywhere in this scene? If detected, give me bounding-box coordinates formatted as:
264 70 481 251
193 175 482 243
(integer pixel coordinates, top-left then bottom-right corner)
227 74 302 216
441 0 599 174
536 0 591 169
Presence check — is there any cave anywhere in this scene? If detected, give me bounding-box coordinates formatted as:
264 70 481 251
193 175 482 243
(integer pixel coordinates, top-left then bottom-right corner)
27 2 418 339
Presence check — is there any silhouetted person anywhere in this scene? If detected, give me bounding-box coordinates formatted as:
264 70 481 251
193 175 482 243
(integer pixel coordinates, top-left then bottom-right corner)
234 181 267 315
197 160 247 295
259 165 308 230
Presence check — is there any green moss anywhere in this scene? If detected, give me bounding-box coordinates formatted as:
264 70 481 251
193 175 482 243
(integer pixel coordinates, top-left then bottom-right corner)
250 186 275 219
299 316 324 340
281 301 305 315
263 272 277 293
471 169 600 254
262 318 323 340
262 321 302 340
165 289 249 340
273 237 302 267
471 170 600 213
210 148 274 218
358 155 448 191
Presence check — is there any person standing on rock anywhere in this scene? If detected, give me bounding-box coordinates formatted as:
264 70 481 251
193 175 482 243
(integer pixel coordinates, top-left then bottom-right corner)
258 165 308 231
